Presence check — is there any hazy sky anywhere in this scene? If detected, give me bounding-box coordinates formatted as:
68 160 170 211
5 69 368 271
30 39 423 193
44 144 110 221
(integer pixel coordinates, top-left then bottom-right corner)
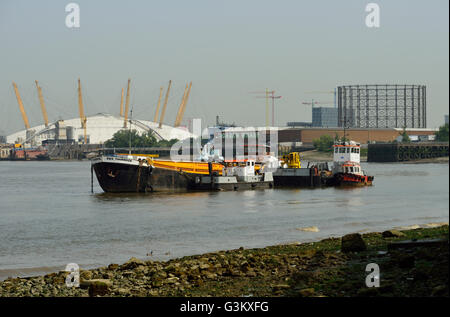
0 0 448 135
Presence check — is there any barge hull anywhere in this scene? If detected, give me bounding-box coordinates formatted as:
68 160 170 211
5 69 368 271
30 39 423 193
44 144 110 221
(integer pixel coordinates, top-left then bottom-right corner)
93 162 150 193
272 167 323 187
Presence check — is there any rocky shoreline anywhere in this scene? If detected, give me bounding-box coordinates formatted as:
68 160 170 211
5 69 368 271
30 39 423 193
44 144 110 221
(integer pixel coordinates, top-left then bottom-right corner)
0 224 448 297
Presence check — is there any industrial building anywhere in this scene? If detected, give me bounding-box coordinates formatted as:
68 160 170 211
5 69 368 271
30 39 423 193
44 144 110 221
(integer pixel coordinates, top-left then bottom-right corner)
337 84 427 128
312 107 338 127
278 127 438 146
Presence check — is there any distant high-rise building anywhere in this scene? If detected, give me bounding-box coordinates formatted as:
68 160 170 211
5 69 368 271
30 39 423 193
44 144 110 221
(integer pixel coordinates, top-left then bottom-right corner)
312 107 338 127
445 115 449 125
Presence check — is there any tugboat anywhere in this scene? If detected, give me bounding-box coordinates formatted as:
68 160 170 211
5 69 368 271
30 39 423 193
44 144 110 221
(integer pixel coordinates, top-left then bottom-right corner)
328 140 374 186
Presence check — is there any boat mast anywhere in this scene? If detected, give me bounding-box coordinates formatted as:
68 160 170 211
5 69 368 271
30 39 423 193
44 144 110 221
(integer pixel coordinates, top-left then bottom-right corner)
128 109 133 155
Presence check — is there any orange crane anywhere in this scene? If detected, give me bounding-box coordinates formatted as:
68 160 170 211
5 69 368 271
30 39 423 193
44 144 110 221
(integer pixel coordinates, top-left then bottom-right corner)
158 80 172 128
174 83 188 127
78 78 87 144
174 81 192 127
35 80 49 127
119 88 124 117
123 79 131 128
153 87 164 123
12 82 31 130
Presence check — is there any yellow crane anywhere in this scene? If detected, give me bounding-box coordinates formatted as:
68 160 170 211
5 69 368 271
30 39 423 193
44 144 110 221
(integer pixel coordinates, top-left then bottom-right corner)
119 88 124 117
174 83 188 127
175 81 192 127
158 80 172 128
153 87 163 123
123 79 131 128
35 80 49 127
78 78 87 144
12 82 31 130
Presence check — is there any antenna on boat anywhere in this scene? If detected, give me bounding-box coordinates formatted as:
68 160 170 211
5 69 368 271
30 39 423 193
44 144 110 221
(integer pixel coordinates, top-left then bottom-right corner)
129 109 133 155
343 104 347 143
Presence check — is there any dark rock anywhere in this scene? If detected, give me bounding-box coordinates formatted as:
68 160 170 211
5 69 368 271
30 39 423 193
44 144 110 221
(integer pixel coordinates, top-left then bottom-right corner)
382 230 405 238
431 285 447 297
83 279 111 297
298 288 315 297
356 287 379 297
121 257 145 270
108 264 119 270
341 233 367 252
393 254 415 268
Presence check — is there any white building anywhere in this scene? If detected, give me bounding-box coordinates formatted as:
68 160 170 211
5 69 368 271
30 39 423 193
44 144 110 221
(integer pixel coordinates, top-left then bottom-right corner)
6 113 194 145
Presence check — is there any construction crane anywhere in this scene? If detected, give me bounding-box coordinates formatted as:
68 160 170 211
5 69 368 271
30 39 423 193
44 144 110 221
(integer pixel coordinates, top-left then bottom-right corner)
158 80 172 128
119 88 124 117
153 87 163 123
35 80 49 127
175 81 192 127
304 89 337 108
250 89 281 127
12 82 31 130
256 90 281 126
123 79 131 128
78 78 87 144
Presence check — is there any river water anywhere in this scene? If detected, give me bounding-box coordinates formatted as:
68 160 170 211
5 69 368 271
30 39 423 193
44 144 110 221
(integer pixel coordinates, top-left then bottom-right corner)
0 160 448 280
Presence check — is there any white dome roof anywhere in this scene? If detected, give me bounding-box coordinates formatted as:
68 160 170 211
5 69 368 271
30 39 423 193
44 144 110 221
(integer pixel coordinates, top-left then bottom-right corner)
6 113 194 144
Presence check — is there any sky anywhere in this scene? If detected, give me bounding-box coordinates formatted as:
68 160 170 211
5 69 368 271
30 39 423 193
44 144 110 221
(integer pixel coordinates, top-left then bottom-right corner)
0 0 448 135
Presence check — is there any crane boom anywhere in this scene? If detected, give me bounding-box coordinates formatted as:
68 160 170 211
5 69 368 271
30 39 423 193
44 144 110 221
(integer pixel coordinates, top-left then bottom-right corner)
153 87 163 122
12 82 31 130
78 78 87 144
119 88 124 117
158 80 172 128
123 79 131 128
174 83 188 127
35 80 49 127
176 81 192 127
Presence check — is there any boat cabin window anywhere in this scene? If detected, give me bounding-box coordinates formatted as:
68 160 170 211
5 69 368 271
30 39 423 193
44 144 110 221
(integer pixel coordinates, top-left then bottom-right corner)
339 148 345 153
356 148 359 153
334 148 338 153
